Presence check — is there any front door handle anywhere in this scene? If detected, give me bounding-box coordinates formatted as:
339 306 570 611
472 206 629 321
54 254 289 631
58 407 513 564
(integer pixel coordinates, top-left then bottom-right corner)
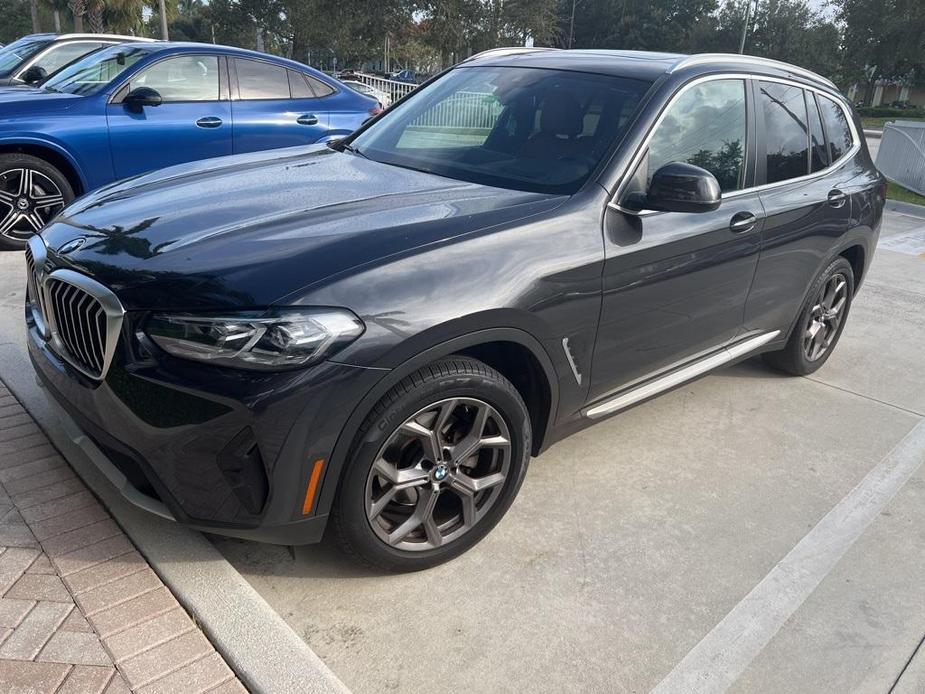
827 189 848 208
297 114 319 126
196 116 223 129
729 211 759 233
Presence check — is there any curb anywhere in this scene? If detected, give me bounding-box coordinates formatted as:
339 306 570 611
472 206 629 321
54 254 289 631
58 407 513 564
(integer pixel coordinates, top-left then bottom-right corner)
885 199 925 219
0 339 350 694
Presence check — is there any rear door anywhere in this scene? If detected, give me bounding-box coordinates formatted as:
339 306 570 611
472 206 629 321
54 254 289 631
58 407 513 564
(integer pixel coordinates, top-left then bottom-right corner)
107 54 232 180
744 81 852 331
230 58 330 153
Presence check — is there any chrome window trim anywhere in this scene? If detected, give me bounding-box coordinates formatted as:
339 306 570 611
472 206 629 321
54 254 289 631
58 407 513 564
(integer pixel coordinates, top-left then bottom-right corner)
608 73 860 217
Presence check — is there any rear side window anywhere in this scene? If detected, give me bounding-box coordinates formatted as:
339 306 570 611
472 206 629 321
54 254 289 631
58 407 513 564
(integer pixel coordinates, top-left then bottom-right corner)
818 95 854 163
646 79 747 192
305 75 335 97
807 92 828 172
759 82 810 183
236 59 290 100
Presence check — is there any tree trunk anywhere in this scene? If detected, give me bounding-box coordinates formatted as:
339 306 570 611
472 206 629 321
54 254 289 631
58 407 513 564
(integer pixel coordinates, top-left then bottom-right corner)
53 10 61 32
30 0 41 32
69 0 85 32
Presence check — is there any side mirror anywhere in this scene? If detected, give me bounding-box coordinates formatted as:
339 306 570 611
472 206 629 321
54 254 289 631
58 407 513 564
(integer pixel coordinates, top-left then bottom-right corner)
21 65 47 85
627 162 722 214
123 86 163 113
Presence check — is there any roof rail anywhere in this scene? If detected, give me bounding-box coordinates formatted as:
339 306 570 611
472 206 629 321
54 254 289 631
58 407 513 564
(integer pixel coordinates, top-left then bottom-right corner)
58 33 158 42
462 47 558 63
670 53 836 89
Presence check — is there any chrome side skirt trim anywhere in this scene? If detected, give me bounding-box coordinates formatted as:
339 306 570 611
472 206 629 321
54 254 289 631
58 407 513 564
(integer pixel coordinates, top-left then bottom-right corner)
583 330 780 419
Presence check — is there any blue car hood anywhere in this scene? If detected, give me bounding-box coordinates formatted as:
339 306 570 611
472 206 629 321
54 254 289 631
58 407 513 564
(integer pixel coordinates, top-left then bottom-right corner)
41 145 563 310
0 89 81 115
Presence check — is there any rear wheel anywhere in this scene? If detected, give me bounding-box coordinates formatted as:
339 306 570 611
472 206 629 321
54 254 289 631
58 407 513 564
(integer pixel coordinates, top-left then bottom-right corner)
763 257 855 376
332 356 531 572
0 154 73 251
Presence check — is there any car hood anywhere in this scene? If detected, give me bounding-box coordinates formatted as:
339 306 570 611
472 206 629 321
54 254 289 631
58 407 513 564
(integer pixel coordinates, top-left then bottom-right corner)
0 89 80 114
41 145 564 310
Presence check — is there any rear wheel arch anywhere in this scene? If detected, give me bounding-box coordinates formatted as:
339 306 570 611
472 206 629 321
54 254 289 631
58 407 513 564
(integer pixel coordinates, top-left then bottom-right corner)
839 244 866 293
313 327 559 520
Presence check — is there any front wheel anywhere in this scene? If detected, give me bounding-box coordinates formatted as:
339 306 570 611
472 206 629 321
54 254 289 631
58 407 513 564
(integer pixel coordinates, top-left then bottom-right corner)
763 256 855 376
332 356 531 572
0 154 74 251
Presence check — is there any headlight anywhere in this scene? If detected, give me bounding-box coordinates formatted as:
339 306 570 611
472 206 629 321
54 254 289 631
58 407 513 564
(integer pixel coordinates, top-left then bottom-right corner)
145 308 364 370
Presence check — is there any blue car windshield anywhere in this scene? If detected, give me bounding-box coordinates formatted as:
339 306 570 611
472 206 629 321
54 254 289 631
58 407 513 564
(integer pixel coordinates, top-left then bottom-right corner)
350 66 652 195
0 37 52 77
42 45 155 95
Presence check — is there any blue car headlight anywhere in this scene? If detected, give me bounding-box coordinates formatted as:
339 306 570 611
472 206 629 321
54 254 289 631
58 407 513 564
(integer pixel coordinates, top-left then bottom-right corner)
145 308 364 370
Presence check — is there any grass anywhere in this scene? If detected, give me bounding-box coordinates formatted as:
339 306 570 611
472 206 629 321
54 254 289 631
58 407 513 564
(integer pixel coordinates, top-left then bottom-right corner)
862 115 925 129
886 181 925 206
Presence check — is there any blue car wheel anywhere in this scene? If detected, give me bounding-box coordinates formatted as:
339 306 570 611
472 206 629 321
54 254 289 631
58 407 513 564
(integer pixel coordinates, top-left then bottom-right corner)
0 154 73 251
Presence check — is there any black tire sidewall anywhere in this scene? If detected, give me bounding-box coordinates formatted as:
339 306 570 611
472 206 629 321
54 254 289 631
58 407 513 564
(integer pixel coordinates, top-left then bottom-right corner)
0 153 75 251
335 359 531 572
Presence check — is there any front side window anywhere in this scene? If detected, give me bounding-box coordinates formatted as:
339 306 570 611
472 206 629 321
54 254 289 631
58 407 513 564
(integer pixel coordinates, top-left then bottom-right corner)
129 56 219 102
0 37 51 77
28 42 105 78
818 95 854 163
236 59 290 100
645 79 747 192
350 66 652 195
43 45 154 95
759 82 810 183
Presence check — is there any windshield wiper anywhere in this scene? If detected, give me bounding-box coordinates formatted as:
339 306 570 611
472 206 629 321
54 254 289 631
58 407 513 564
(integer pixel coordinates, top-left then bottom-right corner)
341 143 369 160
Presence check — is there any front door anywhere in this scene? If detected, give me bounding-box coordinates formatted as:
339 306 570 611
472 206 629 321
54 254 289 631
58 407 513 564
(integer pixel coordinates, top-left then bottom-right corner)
107 55 232 180
590 78 763 402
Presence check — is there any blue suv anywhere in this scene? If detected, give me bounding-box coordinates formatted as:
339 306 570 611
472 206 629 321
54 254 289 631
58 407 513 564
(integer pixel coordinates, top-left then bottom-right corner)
0 42 380 249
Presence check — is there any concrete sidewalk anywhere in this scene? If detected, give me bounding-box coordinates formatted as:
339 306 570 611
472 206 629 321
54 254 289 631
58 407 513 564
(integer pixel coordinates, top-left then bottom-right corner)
0 379 248 694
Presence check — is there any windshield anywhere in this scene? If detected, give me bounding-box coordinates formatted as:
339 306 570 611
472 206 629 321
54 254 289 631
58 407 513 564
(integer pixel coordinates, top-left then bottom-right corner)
42 45 154 95
0 37 52 78
350 66 652 195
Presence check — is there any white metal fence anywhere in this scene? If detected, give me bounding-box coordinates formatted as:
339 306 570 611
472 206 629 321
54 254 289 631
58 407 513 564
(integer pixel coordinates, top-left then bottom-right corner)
876 121 925 197
352 72 418 101
411 91 502 129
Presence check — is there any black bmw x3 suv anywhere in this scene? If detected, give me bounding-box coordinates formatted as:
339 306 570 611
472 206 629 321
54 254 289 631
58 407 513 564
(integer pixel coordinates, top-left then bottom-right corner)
26 48 884 571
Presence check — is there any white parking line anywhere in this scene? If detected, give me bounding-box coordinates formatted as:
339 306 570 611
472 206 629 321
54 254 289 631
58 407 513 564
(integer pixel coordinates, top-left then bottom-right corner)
651 417 925 694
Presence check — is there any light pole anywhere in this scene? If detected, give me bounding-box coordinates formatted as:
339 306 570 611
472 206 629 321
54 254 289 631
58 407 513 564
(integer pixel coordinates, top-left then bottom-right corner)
738 0 755 54
159 0 169 40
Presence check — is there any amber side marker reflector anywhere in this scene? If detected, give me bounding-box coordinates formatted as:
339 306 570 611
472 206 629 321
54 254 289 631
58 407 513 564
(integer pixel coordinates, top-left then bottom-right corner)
302 459 325 515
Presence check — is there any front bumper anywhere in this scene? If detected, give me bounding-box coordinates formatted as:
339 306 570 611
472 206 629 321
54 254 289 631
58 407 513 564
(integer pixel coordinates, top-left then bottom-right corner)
28 314 384 545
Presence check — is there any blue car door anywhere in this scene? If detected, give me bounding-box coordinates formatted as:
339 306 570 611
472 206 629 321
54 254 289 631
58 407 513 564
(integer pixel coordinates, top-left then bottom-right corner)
230 58 329 153
106 54 232 180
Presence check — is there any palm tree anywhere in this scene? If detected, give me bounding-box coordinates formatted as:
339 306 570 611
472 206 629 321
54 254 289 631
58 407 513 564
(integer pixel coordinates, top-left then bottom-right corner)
69 0 85 31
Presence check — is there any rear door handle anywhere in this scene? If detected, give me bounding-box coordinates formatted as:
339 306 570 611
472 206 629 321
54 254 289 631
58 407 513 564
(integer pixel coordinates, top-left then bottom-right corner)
827 189 848 208
196 116 223 129
729 211 760 233
297 114 319 126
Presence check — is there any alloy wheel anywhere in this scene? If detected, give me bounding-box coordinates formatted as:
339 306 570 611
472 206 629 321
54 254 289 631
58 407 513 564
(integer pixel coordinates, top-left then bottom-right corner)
365 397 512 552
803 272 849 361
0 168 66 241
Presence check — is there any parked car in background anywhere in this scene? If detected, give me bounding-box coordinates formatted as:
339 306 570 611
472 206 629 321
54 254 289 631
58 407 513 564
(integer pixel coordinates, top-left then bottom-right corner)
340 79 392 107
389 68 417 83
25 50 883 571
0 33 151 87
0 41 380 249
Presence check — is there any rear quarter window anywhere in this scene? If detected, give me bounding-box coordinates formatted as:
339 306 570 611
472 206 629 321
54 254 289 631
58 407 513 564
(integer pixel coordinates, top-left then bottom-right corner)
818 95 854 163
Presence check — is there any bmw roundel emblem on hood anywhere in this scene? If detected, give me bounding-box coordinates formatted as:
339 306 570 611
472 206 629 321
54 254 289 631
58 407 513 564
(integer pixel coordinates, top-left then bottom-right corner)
58 237 87 254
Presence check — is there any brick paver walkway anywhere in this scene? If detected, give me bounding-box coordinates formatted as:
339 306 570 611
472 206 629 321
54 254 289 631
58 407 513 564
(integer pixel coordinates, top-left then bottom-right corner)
0 380 248 693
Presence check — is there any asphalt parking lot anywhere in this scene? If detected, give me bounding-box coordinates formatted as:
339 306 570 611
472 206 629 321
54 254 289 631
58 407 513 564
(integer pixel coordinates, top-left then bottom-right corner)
212 202 925 694
0 202 922 694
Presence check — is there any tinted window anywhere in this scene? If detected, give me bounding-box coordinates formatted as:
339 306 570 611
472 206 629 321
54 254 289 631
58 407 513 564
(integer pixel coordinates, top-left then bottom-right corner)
288 71 313 98
236 59 290 99
129 56 219 102
818 95 853 163
759 82 809 183
43 45 153 96
306 75 335 97
32 42 104 77
351 66 651 195
0 37 50 77
807 92 828 172
647 79 747 192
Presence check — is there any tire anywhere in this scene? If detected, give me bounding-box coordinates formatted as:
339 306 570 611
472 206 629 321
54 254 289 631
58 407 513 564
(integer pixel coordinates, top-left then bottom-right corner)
332 356 532 572
763 257 855 376
0 153 74 251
